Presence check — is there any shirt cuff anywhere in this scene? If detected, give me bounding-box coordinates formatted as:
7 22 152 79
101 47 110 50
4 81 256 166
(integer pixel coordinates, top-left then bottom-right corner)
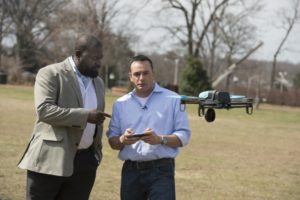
106 130 121 139
173 131 190 147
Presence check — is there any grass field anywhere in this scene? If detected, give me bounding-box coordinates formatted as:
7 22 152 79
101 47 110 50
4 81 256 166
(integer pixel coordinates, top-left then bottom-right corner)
0 85 300 200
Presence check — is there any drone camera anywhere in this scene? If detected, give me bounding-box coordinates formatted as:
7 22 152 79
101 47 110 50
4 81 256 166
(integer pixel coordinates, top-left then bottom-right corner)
214 91 231 105
204 108 216 122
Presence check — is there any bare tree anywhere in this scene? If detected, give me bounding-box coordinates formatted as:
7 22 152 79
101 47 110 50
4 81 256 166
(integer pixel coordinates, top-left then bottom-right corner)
156 0 262 89
270 0 300 90
160 0 229 58
60 0 135 85
71 0 120 38
212 41 263 88
201 0 261 88
83 0 135 84
199 0 227 81
218 13 258 90
3 0 67 72
0 0 11 67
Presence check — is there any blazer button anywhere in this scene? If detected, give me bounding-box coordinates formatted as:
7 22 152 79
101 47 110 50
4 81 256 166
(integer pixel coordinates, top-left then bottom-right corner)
75 143 79 146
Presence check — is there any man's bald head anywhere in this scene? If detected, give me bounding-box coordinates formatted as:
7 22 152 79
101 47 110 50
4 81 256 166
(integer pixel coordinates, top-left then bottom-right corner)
73 34 103 78
75 34 102 53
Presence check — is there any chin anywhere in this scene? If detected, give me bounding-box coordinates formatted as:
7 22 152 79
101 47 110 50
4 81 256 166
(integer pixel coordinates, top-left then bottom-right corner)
89 73 98 78
86 71 98 78
137 86 145 91
138 87 150 93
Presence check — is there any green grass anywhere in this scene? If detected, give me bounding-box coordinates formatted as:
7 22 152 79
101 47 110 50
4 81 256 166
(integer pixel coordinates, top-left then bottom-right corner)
0 85 300 200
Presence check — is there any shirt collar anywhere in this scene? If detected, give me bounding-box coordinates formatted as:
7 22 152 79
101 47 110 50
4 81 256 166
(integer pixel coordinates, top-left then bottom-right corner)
152 83 164 93
68 56 77 73
68 56 89 79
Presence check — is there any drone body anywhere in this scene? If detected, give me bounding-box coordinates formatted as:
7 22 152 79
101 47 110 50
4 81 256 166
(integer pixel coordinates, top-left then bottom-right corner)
179 90 253 122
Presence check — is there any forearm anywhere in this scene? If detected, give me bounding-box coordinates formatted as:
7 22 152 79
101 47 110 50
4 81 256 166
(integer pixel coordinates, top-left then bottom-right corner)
160 134 182 148
37 103 89 128
108 136 125 150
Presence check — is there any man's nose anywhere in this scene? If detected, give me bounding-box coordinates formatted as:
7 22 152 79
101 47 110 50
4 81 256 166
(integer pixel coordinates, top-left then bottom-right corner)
138 73 146 80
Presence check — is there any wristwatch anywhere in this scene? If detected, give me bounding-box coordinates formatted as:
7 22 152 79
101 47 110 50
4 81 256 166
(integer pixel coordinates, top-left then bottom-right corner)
161 136 168 145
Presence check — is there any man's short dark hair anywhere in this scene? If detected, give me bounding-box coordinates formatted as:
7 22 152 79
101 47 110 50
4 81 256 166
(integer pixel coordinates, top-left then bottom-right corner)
75 34 102 53
129 55 153 70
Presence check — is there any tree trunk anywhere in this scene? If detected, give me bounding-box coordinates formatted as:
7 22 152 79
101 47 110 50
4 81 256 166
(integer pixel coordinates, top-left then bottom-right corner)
270 52 278 90
0 24 2 67
225 53 232 91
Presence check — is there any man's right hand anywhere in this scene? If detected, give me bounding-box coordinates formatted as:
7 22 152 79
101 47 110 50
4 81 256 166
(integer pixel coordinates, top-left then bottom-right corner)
87 109 111 125
108 129 139 150
119 128 139 145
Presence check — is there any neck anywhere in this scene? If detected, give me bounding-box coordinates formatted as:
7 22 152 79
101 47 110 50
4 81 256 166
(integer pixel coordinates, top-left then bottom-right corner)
72 55 79 66
72 55 84 75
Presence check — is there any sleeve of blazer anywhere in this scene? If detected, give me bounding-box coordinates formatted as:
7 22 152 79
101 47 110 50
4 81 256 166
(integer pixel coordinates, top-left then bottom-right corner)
34 66 89 129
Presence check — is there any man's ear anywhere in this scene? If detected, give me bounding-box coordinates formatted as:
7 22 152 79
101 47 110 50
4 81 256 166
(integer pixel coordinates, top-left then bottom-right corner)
128 72 133 82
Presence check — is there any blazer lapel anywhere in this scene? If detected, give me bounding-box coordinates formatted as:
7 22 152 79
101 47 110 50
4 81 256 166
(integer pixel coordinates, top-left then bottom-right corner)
93 79 102 110
63 59 83 107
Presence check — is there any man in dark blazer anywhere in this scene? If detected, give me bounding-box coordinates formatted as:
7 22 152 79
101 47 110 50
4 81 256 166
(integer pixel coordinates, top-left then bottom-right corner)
18 34 109 200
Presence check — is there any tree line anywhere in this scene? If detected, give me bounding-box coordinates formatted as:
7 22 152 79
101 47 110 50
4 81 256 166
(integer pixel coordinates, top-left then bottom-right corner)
0 0 299 105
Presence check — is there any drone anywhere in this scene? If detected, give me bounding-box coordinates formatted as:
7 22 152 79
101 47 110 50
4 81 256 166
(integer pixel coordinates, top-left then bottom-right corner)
176 90 253 122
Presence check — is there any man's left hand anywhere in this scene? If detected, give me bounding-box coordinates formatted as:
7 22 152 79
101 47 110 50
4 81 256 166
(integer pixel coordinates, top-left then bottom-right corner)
140 128 161 145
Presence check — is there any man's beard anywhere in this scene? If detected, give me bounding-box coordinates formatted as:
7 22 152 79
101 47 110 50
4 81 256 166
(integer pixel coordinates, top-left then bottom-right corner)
83 69 98 78
79 64 99 78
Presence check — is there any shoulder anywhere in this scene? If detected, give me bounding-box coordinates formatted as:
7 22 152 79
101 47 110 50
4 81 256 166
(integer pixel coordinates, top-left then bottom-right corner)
111 93 132 111
162 87 179 97
156 84 179 98
115 93 132 103
94 76 105 87
154 84 181 106
37 59 67 77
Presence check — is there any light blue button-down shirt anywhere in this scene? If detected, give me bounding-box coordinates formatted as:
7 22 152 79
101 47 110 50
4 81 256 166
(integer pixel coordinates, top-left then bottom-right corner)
107 83 191 161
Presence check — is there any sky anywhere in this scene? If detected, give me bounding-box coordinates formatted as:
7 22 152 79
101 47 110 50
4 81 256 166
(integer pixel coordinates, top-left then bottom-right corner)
3 0 299 64
123 0 300 64
252 0 300 63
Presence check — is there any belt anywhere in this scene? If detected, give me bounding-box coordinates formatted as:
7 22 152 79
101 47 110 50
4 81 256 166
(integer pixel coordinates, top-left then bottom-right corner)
124 158 174 170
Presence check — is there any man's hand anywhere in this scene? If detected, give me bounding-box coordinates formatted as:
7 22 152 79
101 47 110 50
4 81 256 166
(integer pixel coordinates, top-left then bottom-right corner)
108 128 139 150
87 109 111 125
119 128 139 145
140 128 161 145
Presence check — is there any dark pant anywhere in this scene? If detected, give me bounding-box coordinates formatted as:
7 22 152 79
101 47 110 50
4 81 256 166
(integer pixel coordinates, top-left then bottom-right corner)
26 148 99 200
121 158 176 200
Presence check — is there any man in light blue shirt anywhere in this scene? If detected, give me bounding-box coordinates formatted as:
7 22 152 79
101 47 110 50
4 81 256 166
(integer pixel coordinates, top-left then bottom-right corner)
107 55 191 200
